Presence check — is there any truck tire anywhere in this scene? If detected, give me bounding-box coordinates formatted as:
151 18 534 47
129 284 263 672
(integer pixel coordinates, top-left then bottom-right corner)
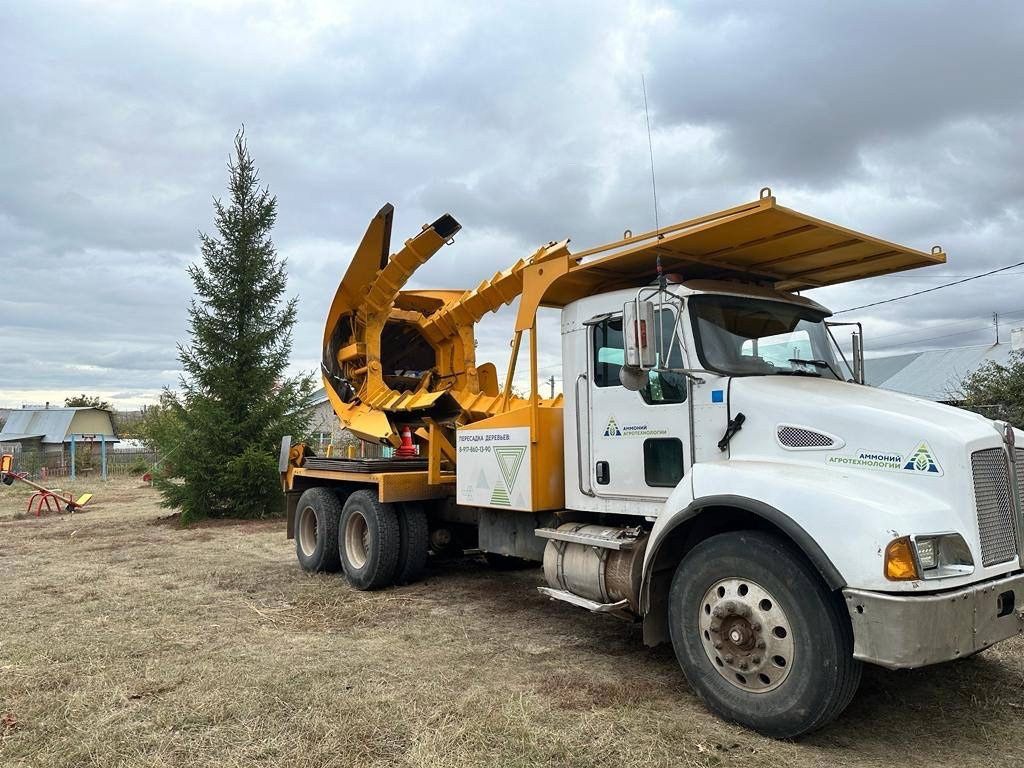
668 530 861 738
395 503 429 585
294 487 342 573
339 490 400 590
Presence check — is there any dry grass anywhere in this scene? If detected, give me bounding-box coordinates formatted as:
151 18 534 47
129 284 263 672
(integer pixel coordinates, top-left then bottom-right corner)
1 478 1023 767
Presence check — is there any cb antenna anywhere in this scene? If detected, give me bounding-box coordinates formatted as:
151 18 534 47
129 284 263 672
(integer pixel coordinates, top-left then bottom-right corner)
642 74 661 239
641 74 665 289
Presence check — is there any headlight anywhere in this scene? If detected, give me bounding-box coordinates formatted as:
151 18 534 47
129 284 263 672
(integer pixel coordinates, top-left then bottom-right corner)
884 533 974 581
915 537 937 570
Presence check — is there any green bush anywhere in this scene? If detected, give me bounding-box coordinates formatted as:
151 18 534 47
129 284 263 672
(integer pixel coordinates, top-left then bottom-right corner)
19 451 43 478
74 444 94 472
127 456 150 476
959 350 1024 428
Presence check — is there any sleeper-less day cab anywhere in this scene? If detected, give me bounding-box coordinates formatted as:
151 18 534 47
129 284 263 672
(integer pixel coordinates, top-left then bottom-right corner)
281 190 1024 738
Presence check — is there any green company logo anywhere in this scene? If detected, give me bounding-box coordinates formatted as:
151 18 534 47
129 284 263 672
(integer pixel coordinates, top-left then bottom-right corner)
604 416 622 437
490 445 527 506
826 441 943 477
489 484 510 505
904 442 942 474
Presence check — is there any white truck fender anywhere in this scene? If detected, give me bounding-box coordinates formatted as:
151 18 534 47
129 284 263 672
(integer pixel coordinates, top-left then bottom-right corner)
640 459 958 615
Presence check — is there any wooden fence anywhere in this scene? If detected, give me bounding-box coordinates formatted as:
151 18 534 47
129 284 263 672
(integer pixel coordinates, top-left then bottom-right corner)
2 438 397 481
0 444 159 480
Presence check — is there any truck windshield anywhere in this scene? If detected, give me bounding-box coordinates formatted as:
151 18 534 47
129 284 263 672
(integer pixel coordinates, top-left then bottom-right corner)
689 294 842 379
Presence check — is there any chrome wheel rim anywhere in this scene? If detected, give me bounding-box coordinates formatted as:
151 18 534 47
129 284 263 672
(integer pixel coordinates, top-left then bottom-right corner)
344 511 369 569
298 506 318 557
698 577 794 693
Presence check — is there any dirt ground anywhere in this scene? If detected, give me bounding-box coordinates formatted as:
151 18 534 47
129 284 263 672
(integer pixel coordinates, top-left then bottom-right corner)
1 479 1022 767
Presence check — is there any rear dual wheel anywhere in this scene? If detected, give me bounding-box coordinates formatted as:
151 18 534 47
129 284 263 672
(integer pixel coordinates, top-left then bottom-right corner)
294 488 430 589
338 490 429 590
294 488 343 573
395 503 429 585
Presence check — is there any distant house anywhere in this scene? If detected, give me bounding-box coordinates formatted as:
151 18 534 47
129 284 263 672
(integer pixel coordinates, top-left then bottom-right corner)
306 387 405 457
865 329 1023 404
0 406 119 460
306 387 360 452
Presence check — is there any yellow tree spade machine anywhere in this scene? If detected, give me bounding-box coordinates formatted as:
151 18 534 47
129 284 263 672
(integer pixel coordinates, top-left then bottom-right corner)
281 189 1024 737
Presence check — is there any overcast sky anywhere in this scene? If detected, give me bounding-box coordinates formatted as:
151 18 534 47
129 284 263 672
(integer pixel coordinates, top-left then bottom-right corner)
1 1 1022 409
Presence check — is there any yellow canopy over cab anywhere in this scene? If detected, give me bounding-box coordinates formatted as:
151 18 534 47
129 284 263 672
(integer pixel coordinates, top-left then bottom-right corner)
321 190 945 450
537 188 945 308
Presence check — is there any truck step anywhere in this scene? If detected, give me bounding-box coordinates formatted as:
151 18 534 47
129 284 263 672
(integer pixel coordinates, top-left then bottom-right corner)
537 587 630 614
534 524 643 550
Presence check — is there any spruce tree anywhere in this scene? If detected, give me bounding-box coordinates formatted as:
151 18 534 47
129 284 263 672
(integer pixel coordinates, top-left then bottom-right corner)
154 130 314 523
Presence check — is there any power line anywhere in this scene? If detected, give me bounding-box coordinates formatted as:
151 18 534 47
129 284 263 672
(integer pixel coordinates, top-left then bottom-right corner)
868 306 1024 343
834 259 1024 314
868 311 1024 352
870 323 1003 352
860 270 1024 279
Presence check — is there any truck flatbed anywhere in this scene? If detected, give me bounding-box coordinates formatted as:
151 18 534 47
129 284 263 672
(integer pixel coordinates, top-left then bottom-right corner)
302 456 427 473
288 462 448 505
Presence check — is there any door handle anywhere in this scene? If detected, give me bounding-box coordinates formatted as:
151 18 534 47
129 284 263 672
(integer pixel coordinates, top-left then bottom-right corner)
595 461 610 485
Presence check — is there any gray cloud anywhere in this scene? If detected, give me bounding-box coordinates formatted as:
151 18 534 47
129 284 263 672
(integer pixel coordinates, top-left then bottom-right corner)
0 0 1022 408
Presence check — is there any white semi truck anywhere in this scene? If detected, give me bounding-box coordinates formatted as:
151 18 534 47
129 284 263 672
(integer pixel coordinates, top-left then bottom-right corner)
282 190 1024 737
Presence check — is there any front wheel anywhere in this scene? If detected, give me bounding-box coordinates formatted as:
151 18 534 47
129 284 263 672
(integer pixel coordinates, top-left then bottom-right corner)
668 531 861 738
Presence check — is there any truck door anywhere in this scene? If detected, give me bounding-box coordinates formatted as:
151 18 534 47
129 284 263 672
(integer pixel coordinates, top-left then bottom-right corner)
588 309 690 499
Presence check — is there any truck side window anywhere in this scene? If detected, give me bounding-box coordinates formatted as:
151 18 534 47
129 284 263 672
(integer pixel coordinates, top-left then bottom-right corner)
644 438 684 486
592 313 687 404
594 317 625 387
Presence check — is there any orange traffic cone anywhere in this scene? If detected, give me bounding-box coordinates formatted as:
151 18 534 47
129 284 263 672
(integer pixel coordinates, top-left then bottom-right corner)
396 425 417 458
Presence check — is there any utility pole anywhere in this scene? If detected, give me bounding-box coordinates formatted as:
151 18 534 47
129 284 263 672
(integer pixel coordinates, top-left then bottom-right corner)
994 312 1000 344
548 375 556 399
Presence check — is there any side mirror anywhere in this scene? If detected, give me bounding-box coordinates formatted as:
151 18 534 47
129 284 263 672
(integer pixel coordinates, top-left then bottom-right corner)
623 299 657 368
851 330 865 385
619 366 646 392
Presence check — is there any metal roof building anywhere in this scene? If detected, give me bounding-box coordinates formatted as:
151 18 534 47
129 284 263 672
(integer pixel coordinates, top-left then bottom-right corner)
0 407 119 446
865 332 1022 402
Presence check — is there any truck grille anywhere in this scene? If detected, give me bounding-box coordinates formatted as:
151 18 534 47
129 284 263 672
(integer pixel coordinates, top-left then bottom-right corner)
972 448 1018 567
1017 448 1024 504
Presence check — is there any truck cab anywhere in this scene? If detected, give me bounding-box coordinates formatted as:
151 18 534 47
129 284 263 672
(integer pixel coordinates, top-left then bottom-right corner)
283 192 1024 738
563 279 845 510
562 276 1023 647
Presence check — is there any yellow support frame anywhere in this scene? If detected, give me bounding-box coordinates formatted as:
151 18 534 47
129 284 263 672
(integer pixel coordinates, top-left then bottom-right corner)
306 191 946 508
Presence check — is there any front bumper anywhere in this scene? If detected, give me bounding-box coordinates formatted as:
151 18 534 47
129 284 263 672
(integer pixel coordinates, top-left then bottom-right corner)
843 571 1024 669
